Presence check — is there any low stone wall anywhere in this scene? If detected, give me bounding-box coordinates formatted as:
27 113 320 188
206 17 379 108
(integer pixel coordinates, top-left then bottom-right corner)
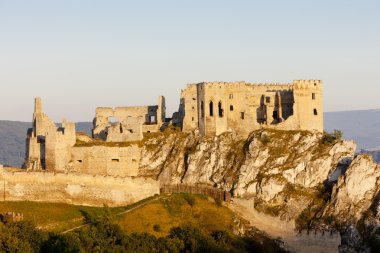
160 184 231 202
0 168 159 207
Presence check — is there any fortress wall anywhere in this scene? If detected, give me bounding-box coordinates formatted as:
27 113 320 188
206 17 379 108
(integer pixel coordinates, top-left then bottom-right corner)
71 145 141 177
181 84 198 132
0 169 159 207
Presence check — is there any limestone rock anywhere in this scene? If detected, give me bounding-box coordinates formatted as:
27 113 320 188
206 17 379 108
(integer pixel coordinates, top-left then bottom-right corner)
331 154 380 222
138 130 356 203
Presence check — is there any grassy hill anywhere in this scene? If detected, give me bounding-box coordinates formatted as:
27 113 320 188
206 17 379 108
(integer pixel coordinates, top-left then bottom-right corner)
0 194 287 252
0 194 233 234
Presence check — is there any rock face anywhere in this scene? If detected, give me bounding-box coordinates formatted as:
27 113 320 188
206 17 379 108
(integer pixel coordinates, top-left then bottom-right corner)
328 154 380 252
139 130 356 203
331 154 380 222
137 129 380 251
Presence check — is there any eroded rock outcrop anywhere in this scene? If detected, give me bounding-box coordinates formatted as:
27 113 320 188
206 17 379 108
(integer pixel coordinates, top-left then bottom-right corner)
138 130 355 204
330 154 380 222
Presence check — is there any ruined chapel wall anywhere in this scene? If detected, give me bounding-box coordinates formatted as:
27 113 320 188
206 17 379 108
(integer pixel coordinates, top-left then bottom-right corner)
0 169 159 207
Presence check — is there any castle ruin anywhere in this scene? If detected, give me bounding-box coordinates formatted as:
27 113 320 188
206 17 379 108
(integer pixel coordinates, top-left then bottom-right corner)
24 80 323 175
179 80 323 136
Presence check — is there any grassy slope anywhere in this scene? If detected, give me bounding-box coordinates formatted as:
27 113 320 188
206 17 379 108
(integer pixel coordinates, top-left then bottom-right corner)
0 194 235 235
0 201 118 232
116 194 235 237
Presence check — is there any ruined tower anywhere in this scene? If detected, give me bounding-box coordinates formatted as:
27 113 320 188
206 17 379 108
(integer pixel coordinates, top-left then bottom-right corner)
180 80 324 136
25 98 76 171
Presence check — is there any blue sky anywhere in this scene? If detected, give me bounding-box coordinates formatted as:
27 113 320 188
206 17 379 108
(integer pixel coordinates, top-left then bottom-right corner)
0 0 379 121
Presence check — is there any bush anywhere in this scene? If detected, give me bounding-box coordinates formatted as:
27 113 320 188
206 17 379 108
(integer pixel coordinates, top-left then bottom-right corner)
321 130 343 145
260 134 271 145
153 224 161 232
183 194 196 207
215 198 223 207
0 221 43 253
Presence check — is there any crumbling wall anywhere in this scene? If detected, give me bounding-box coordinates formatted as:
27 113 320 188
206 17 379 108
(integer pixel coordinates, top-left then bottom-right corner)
0 168 159 207
93 96 165 142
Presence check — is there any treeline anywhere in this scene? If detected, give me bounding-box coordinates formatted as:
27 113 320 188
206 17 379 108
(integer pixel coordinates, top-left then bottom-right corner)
0 208 287 253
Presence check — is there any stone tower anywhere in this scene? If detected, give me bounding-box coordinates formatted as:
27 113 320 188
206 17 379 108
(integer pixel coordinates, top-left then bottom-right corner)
293 80 323 133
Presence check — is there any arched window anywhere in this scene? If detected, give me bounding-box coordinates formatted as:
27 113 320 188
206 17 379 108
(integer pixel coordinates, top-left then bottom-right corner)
201 101 204 118
218 102 223 117
209 101 214 116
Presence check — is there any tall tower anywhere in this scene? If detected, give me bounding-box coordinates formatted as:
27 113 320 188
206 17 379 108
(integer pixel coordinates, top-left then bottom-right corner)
293 80 323 132
157 96 166 126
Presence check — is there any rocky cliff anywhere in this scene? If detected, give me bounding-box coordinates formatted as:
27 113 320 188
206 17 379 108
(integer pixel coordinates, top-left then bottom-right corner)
137 129 380 251
139 129 355 218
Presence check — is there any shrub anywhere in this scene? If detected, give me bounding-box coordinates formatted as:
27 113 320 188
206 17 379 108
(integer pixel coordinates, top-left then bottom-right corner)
183 194 196 207
153 224 161 232
215 198 223 207
260 134 271 145
321 130 343 145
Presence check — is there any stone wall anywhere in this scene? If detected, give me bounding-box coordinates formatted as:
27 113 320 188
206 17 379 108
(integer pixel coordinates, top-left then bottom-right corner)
0 168 159 207
70 145 141 176
180 84 198 132
160 184 231 202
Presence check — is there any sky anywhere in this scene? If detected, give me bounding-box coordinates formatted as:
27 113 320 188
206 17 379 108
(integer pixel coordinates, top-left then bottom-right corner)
0 0 379 122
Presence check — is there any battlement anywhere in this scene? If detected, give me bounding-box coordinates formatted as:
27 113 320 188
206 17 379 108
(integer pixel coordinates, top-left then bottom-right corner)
184 80 323 92
293 80 322 90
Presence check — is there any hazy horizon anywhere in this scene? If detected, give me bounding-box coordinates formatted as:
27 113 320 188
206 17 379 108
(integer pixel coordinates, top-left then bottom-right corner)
1 0 379 122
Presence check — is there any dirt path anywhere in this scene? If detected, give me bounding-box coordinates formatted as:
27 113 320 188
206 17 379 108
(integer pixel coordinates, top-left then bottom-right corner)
61 196 163 234
228 198 340 253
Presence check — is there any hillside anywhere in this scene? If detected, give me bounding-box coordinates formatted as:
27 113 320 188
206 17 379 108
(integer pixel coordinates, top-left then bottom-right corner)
2 109 380 167
0 194 287 253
